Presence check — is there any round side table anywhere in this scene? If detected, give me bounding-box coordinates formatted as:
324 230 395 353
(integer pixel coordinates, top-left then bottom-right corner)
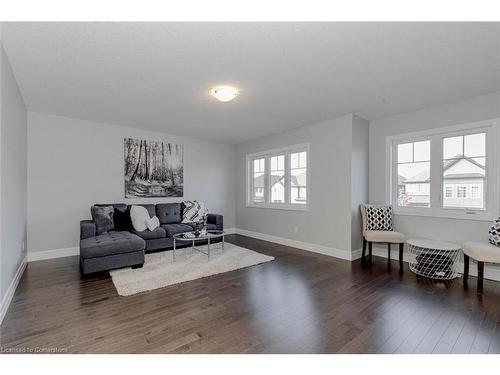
406 238 462 280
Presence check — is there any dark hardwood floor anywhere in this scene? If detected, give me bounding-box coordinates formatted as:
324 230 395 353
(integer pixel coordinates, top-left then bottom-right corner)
1 234 500 354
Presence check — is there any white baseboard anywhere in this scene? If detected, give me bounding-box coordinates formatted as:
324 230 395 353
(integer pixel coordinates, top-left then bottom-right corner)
371 244 500 282
27 230 358 264
351 247 363 260
0 256 27 325
28 246 79 262
234 228 357 261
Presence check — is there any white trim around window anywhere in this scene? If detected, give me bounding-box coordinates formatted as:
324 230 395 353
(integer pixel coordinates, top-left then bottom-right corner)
385 118 500 221
246 143 310 211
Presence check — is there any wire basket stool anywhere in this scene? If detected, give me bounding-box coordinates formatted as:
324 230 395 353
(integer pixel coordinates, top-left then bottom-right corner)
407 239 462 280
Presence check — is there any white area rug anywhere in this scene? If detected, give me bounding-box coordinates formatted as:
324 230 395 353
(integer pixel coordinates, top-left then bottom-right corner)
110 243 274 296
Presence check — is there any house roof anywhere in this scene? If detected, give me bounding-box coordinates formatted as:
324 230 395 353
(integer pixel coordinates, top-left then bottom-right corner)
254 170 306 188
399 155 485 184
403 170 430 183
442 155 485 171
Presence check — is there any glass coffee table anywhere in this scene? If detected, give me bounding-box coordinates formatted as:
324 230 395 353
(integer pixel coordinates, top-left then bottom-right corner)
172 230 225 262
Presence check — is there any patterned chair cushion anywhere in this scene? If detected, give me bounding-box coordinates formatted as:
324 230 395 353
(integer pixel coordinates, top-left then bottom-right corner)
365 230 404 243
365 205 393 231
488 216 500 247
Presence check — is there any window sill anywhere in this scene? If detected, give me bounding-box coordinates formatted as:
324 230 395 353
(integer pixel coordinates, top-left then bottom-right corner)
393 208 497 222
245 203 309 212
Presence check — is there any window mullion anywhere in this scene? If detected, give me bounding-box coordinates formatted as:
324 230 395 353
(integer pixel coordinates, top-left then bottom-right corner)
285 152 291 205
430 135 441 210
391 142 397 206
249 159 253 204
265 157 270 205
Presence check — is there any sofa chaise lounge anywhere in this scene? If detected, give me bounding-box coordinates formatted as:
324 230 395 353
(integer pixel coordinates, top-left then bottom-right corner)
80 202 223 275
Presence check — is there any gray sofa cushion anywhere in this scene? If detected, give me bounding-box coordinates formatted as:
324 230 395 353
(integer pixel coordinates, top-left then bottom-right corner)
80 231 145 259
132 227 166 240
156 203 182 224
161 223 193 237
206 223 218 231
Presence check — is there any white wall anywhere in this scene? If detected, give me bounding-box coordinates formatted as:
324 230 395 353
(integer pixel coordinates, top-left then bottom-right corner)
351 115 369 251
369 91 500 277
27 112 236 254
235 114 364 255
0 43 28 301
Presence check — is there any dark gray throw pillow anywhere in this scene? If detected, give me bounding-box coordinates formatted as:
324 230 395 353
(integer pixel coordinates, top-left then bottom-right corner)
91 205 114 235
113 207 133 231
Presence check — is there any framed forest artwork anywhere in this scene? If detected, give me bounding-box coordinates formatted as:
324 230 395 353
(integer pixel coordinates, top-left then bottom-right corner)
124 138 184 198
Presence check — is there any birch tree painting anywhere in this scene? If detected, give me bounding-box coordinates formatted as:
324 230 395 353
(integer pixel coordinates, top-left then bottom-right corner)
124 138 184 198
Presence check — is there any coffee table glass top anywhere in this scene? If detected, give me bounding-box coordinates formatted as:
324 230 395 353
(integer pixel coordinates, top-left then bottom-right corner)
173 230 224 240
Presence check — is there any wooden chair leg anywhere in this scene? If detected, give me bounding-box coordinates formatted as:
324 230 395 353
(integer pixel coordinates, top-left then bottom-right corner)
362 238 367 263
368 241 373 265
398 243 404 269
477 261 484 295
387 243 391 267
463 254 469 285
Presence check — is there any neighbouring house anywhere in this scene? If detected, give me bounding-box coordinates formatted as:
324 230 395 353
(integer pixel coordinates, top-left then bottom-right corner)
398 155 485 209
253 171 307 204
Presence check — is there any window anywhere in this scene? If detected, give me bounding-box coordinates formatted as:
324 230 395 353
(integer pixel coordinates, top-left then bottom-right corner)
471 185 481 199
247 144 309 210
290 151 307 205
270 155 285 203
252 158 265 204
387 119 499 221
456 186 467 198
396 140 431 208
442 132 486 209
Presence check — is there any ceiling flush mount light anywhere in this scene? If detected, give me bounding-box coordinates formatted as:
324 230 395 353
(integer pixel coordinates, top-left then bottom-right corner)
211 86 238 102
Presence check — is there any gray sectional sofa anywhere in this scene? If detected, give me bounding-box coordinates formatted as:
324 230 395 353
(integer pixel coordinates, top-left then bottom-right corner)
79 202 223 275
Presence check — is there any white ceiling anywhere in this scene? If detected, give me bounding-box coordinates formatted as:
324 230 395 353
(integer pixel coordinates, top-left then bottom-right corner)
2 22 500 144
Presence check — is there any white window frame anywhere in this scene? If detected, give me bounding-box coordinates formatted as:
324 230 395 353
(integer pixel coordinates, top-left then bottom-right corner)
246 143 310 211
386 118 500 221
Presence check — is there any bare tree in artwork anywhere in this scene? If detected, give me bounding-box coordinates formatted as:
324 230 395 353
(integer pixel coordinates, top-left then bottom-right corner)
124 138 184 198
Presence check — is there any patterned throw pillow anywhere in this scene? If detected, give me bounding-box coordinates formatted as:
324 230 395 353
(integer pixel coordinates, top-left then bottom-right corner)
488 216 500 247
365 205 393 231
91 205 114 235
181 201 205 224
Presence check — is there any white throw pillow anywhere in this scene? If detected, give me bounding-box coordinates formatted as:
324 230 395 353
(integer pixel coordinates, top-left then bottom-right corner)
130 205 150 232
146 216 160 231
